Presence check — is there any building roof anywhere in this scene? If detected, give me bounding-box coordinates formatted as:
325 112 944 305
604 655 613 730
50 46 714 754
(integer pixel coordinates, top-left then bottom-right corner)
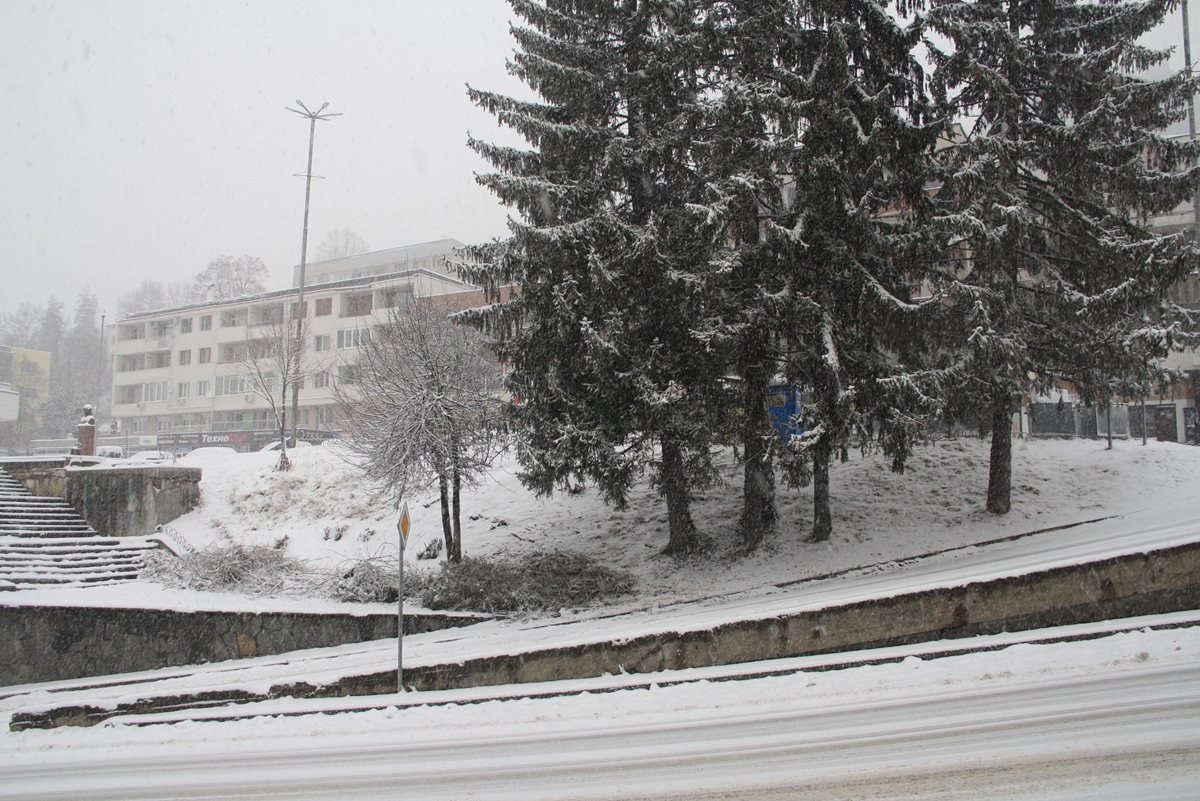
120 267 475 321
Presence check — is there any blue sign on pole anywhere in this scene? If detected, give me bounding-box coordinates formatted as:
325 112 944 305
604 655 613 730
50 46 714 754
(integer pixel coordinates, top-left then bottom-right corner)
768 384 803 442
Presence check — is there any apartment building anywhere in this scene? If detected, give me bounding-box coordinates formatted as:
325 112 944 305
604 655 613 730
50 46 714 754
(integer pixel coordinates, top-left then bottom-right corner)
110 266 478 453
291 238 464 288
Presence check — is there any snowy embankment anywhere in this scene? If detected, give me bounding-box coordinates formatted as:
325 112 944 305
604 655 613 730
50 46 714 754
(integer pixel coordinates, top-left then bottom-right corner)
10 435 1200 614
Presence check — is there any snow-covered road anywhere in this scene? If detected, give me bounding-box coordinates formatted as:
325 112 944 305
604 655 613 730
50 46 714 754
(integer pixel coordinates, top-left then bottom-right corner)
4 624 1199 800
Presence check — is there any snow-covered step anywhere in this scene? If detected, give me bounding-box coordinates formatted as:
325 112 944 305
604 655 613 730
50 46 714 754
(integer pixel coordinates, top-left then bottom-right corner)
0 534 163 588
0 467 100 542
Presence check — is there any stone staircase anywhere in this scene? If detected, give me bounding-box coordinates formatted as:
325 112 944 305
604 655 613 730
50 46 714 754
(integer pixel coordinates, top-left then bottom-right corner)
0 467 162 588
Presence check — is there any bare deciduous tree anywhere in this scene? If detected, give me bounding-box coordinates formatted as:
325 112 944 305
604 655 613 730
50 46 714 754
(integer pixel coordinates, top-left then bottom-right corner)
117 280 196 315
315 229 369 262
335 297 506 562
194 255 269 300
237 304 317 471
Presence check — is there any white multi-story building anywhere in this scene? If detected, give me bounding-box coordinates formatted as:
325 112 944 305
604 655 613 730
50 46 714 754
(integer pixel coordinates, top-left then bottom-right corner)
292 238 464 288
110 257 482 453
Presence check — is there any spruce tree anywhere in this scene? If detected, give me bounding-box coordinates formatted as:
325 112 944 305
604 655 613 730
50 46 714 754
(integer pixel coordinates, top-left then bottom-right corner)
926 0 1200 513
461 0 726 554
701 0 941 546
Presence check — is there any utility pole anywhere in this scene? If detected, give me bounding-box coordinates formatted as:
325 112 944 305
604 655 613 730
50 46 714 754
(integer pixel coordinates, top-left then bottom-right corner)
286 100 341 447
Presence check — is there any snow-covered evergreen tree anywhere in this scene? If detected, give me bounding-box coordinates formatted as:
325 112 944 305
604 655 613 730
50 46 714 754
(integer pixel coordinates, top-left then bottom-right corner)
699 0 942 546
461 0 727 554
926 0 1200 513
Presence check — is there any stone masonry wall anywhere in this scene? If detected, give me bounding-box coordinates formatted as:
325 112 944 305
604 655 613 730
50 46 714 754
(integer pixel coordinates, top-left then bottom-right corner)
0 605 477 686
4 461 201 538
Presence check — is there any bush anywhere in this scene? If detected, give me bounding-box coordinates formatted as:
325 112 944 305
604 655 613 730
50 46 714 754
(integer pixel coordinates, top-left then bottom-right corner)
327 555 399 604
143 543 306 596
407 551 634 615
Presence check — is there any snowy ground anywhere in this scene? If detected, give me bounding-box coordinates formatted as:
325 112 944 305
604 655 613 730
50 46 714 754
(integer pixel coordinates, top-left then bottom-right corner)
4 438 1200 799
155 435 1200 609
2 621 1198 800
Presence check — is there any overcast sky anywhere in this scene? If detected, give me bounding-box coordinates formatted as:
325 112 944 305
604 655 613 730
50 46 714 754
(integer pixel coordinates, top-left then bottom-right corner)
1 1 1197 321
0 0 527 319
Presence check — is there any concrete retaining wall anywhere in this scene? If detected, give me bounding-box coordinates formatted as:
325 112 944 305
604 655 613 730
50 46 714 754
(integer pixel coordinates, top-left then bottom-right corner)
0 605 478 686
369 539 1199 693
3 460 200 538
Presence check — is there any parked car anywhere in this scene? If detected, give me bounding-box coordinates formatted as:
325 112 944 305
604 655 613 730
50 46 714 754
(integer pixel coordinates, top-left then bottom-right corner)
181 446 239 462
129 450 174 463
258 439 313 452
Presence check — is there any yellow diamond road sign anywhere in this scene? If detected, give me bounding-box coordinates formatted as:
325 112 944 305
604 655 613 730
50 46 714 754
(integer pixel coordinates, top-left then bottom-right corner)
398 501 411 550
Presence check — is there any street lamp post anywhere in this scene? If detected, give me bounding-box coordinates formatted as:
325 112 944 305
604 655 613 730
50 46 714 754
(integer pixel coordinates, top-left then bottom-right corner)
286 100 341 446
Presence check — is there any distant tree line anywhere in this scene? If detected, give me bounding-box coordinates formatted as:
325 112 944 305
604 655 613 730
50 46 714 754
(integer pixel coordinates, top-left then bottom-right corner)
451 0 1200 553
0 291 104 447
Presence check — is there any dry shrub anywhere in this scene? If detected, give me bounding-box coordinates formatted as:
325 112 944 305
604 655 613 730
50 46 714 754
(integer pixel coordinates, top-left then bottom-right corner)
143 543 305 596
407 551 634 615
327 555 399 604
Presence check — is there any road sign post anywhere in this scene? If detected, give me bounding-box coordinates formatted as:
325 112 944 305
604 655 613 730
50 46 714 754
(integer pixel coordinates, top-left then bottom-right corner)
397 500 410 693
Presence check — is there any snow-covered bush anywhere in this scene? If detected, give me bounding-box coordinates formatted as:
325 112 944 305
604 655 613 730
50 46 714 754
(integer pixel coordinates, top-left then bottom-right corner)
407 551 634 615
142 543 305 596
327 555 398 604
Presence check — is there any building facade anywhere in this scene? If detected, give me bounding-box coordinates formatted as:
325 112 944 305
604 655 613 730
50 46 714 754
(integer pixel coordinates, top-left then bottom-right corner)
290 238 465 288
110 265 480 453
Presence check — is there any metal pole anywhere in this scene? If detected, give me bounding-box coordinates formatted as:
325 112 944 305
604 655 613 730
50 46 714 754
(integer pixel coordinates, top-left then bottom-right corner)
98 311 105 416
286 101 340 446
403 534 408 690
396 500 410 693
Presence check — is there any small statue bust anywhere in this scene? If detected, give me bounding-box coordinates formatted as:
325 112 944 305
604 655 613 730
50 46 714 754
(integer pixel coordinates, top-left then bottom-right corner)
79 403 97 427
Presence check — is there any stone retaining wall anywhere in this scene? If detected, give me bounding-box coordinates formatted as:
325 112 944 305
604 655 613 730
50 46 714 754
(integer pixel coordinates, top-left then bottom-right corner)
366 539 1200 694
0 605 479 686
3 460 200 538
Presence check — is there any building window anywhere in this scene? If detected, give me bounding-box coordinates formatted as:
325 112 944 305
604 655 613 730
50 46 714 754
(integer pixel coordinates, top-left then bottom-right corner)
117 385 143 404
218 343 248 363
380 286 411 309
315 298 333 316
180 318 193 334
336 328 370 349
157 419 171 433
152 351 171 369
198 347 212 364
221 309 248 328
177 382 190 399
121 323 146 341
291 301 308 319
197 380 211 398
179 350 191 366
251 305 284 326
132 419 146 433
118 354 145 372
215 375 249 396
313 334 331 352
142 381 169 402
337 365 359 384
200 315 213 331
316 406 335 425
343 294 372 317
150 321 172 339
312 371 330 389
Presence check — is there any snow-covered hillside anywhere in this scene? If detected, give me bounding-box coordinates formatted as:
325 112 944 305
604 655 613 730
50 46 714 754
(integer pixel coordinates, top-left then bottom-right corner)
164 436 1200 607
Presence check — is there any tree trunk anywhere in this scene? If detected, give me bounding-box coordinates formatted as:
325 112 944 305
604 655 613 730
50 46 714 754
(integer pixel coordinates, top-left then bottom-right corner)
438 473 456 561
986 393 1012 514
810 446 832 542
660 437 700 555
276 410 291 472
451 466 463 562
741 364 776 552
